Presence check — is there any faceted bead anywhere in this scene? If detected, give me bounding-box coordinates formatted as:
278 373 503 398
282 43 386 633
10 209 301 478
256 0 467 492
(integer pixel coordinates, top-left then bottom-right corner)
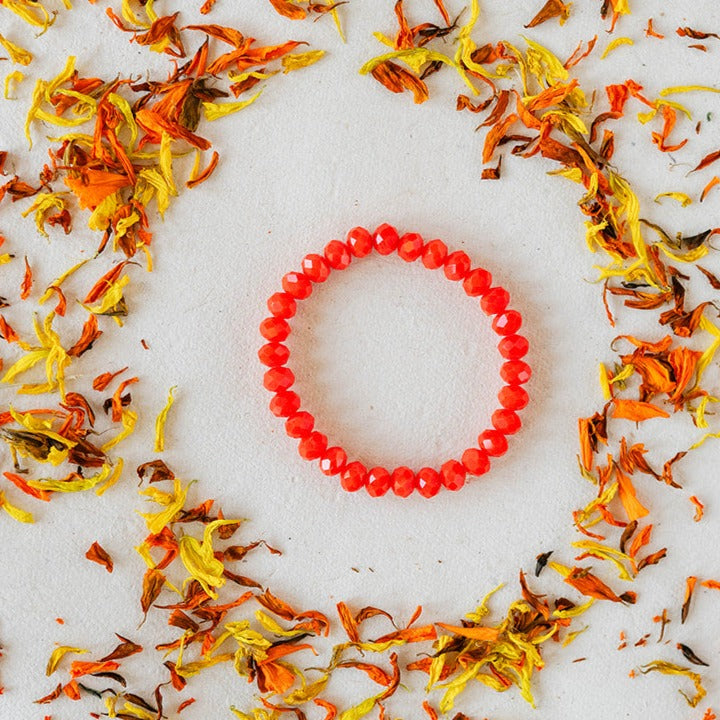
374 223 400 255
440 460 466 491
463 268 492 296
258 342 289 367
478 429 508 457
492 408 522 434
366 466 392 497
422 239 448 270
301 253 330 283
397 232 424 262
498 334 529 360
391 466 415 497
260 317 290 342
498 384 529 410
298 431 328 461
324 240 352 270
341 461 367 492
461 448 490 476
416 467 441 498
492 310 522 335
263 366 295 392
481 287 510 315
267 292 297 319
285 411 314 438
282 272 313 300
269 390 301 417
443 251 471 281
320 446 347 476
501 360 532 385
347 226 373 257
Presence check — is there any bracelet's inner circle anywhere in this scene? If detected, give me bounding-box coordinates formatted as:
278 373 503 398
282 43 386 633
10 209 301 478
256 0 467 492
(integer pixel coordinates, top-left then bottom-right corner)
289 252 502 469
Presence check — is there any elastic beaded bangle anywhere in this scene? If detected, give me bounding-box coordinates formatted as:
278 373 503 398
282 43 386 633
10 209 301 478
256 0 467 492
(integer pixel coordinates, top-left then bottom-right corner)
261 224 531 498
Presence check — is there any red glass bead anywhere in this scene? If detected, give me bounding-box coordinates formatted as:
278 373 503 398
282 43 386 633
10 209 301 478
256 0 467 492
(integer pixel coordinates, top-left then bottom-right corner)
416 467 441 498
440 460 466 491
341 461 367 492
285 411 314 438
462 268 492 296
478 429 508 457
501 360 532 385
267 292 296 319
391 467 415 497
263 366 295 392
422 239 447 270
347 226 373 257
492 310 522 335
282 272 312 300
492 408 522 435
301 253 330 283
298 431 327 461
258 342 289 367
498 385 529 410
324 240 352 270
269 390 301 418
374 223 400 255
397 232 424 262
444 251 471 281
320 446 347 476
366 466 392 497
260 317 290 342
481 287 510 315
498 334 529 360
461 448 490 476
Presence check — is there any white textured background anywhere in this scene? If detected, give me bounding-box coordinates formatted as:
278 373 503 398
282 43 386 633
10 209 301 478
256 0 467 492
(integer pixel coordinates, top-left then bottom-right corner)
1 1 720 718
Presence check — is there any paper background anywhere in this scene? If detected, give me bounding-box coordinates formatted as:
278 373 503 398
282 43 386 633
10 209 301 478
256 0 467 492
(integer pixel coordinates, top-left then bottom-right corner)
1 1 720 718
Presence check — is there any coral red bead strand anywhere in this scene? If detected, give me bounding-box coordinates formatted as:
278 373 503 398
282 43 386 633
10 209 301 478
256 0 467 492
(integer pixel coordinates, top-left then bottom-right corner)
261 223 531 497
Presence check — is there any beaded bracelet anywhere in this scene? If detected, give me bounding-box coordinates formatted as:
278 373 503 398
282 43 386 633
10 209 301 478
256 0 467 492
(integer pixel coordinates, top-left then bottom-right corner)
259 224 530 498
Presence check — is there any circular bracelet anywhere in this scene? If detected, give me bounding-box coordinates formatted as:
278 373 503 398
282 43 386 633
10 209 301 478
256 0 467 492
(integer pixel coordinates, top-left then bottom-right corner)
259 224 531 498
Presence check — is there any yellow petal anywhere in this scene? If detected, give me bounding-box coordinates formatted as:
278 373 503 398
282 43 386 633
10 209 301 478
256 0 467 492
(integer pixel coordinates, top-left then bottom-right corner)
203 90 263 121
154 386 176 452
46 646 88 676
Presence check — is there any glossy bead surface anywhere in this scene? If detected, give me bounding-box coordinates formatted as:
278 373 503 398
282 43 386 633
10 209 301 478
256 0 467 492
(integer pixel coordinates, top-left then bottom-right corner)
461 448 490 476
416 467 441 498
422 239 448 270
501 360 532 385
492 408 522 434
282 272 312 299
443 251 471 281
320 446 347 476
440 460 466 491
324 240 352 270
478 429 508 457
366 466 392 497
492 310 522 335
391 467 415 497
462 268 492 296
269 390 301 418
397 232 424 262
301 254 330 283
267 292 296 319
374 223 400 255
260 317 290 342
498 334 529 360
285 411 314 438
258 342 289 367
481 287 510 315
298 431 327 461
347 227 373 257
498 384 529 410
263 366 294 392
341 461 367 492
